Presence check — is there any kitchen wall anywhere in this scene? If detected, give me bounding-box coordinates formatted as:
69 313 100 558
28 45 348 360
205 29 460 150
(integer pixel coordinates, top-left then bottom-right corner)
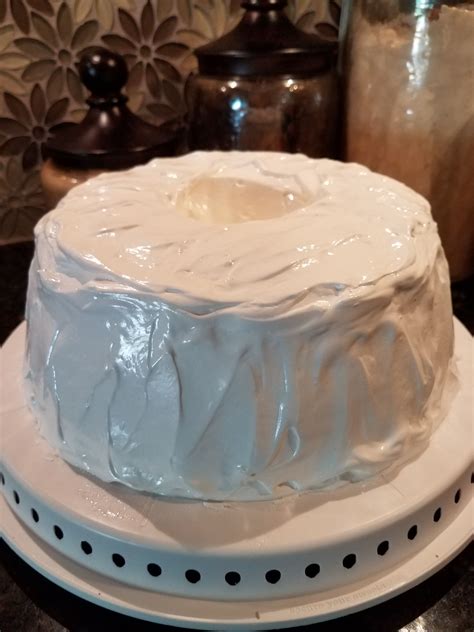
0 0 340 244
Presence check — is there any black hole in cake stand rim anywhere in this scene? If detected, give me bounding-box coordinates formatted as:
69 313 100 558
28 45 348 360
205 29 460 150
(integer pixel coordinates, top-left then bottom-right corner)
81 541 93 555
185 569 201 584
377 540 389 556
305 563 320 578
31 508 39 523
343 554 357 569
454 489 462 504
433 507 442 522
407 525 418 540
0 472 4 485
265 569 281 584
225 571 241 586
54 525 64 540
13 490 20 504
147 563 162 577
112 553 126 568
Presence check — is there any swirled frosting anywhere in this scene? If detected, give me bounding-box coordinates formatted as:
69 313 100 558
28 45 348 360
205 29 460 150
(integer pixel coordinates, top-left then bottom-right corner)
25 152 456 500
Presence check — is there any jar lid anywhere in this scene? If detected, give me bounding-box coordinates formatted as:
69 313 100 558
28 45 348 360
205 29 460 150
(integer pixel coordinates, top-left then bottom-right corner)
44 48 184 170
195 0 337 77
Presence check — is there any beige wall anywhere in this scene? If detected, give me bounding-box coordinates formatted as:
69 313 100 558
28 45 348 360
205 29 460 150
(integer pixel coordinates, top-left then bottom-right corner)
0 0 340 243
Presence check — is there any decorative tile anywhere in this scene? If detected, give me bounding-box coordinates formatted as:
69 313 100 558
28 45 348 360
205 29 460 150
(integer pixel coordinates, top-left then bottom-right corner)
0 0 340 243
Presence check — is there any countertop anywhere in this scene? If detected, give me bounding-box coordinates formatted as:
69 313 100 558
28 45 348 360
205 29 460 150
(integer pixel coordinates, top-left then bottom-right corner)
0 241 473 632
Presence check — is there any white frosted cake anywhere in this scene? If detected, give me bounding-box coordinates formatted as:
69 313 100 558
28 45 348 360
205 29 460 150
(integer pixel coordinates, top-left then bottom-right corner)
24 152 455 500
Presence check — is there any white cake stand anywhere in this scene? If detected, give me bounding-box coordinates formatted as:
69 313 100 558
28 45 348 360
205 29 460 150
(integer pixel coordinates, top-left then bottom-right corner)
1 321 472 630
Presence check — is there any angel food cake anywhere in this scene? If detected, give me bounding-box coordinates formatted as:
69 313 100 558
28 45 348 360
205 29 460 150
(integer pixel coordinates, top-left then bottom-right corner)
24 152 455 500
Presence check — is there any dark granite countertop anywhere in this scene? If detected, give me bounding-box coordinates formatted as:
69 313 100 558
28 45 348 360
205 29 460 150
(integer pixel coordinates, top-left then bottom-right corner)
0 241 473 632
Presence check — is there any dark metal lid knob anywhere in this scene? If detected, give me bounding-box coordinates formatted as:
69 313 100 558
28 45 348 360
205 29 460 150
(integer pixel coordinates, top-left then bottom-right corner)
79 48 128 101
44 48 184 169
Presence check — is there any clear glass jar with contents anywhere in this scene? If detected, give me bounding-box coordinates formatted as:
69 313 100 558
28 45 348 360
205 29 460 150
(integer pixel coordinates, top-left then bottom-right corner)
188 0 339 158
343 0 474 280
189 73 338 156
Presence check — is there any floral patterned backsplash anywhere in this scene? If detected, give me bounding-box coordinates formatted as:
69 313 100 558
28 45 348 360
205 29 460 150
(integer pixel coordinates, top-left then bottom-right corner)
0 0 340 244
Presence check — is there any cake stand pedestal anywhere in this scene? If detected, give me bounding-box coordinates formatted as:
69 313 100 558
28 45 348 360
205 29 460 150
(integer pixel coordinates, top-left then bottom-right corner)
1 321 472 630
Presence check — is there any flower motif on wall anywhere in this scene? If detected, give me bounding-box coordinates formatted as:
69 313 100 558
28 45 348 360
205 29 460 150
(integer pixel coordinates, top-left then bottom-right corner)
102 0 189 121
16 2 99 103
3 0 55 37
177 0 241 46
0 20 29 97
72 0 137 31
0 84 69 170
0 157 44 241
287 0 340 39
176 0 242 76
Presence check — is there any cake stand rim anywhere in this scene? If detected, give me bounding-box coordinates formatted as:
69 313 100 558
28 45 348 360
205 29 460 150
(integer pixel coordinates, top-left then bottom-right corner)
1 493 472 630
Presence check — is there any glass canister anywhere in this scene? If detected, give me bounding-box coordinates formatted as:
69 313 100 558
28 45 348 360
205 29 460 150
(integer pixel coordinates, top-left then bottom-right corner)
343 0 474 280
188 0 339 158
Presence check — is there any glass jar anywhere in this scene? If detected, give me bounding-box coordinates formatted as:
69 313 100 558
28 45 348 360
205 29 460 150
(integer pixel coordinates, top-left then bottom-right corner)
343 0 474 280
188 0 339 158
189 73 338 156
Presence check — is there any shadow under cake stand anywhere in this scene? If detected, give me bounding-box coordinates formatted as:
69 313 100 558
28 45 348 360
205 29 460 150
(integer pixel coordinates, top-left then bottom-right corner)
1 320 472 630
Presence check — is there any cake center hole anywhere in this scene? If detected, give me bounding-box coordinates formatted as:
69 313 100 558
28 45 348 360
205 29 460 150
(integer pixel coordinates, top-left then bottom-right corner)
176 176 309 225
